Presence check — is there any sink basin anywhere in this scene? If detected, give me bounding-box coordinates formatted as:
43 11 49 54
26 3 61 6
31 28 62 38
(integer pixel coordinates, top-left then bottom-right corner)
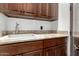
8 34 34 39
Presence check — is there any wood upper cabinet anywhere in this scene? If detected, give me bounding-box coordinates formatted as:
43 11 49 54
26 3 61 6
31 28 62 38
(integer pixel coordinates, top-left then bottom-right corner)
0 3 58 21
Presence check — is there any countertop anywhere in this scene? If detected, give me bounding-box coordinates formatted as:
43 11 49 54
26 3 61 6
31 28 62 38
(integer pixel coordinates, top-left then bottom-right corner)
0 33 68 45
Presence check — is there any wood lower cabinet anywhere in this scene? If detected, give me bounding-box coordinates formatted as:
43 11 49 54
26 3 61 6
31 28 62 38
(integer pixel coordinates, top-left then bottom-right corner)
0 37 67 56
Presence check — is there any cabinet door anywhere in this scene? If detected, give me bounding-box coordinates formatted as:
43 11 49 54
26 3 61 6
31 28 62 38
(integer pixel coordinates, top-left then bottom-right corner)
22 50 43 56
18 3 24 15
0 3 8 12
8 3 18 11
55 44 66 56
8 3 19 14
24 3 38 17
0 3 8 10
51 3 58 20
38 3 51 19
44 47 55 56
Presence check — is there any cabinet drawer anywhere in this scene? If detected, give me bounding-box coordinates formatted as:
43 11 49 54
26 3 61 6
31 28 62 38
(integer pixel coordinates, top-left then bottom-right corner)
0 40 43 55
56 38 65 45
17 40 43 54
43 38 66 48
44 39 56 48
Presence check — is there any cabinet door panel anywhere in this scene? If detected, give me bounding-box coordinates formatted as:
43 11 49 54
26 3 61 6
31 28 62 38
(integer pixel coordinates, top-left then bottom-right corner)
41 3 47 17
0 3 8 10
38 3 47 18
44 47 55 56
24 3 38 17
0 3 8 13
55 44 66 56
46 4 52 18
8 3 19 14
8 3 18 11
23 50 43 56
37 3 52 19
32 3 38 17
18 3 24 15
51 3 58 20
44 39 56 48
0 4 4 10
24 3 33 16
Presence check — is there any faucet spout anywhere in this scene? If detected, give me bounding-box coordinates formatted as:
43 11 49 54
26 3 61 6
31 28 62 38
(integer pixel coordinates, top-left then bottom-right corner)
15 22 19 34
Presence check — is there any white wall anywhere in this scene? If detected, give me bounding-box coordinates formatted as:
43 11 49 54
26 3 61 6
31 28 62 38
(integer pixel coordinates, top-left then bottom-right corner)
50 20 58 30
58 3 70 56
6 18 57 31
0 13 7 32
58 3 70 31
73 4 79 32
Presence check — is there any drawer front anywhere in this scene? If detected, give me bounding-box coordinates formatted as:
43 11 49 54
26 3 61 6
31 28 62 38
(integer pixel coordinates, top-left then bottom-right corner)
44 39 56 48
56 38 65 45
0 44 19 56
44 38 66 48
0 40 43 55
17 41 43 54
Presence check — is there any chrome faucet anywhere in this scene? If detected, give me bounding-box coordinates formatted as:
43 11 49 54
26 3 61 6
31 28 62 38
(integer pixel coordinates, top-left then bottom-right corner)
15 22 19 34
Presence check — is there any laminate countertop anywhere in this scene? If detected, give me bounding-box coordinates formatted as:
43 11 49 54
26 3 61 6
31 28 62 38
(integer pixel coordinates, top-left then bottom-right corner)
0 34 68 45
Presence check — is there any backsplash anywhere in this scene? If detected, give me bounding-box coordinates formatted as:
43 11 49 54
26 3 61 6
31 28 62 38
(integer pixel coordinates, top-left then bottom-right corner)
0 13 7 32
5 30 57 35
6 17 58 31
0 13 58 36
0 32 2 37
0 31 7 37
1 30 69 36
